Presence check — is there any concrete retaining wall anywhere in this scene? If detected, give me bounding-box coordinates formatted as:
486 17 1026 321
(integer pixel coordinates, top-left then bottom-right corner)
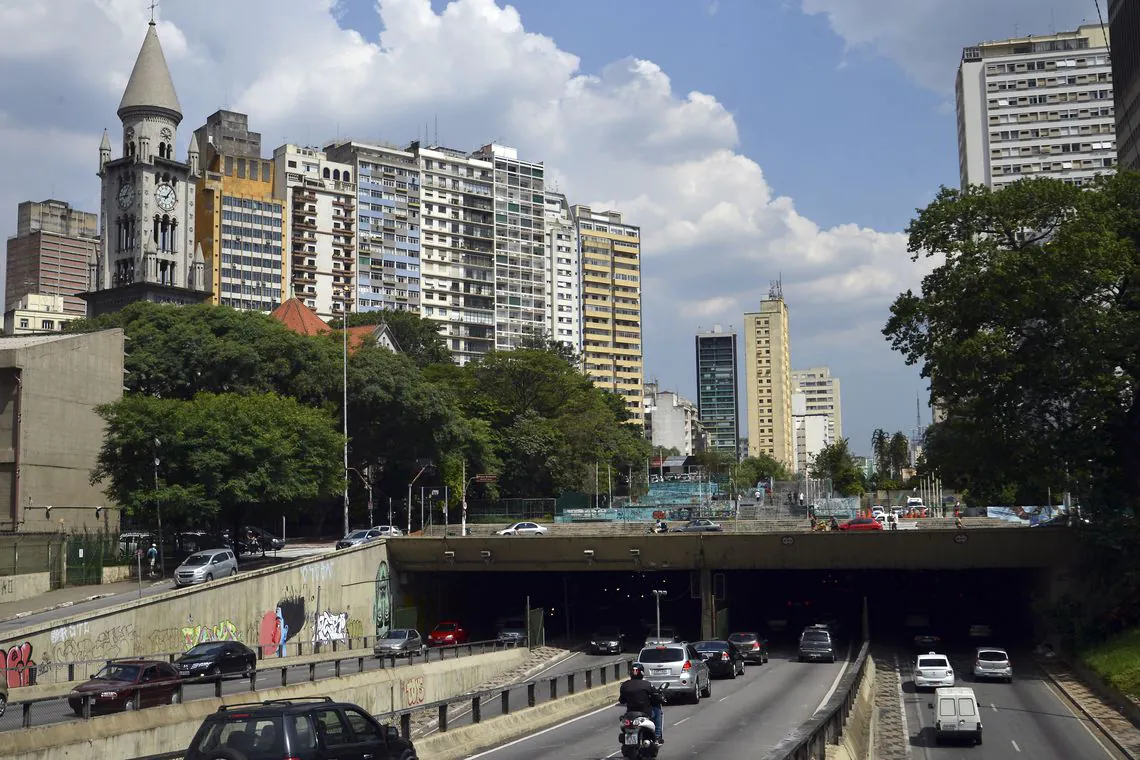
826 657 877 760
0 571 51 604
100 565 132 584
418 680 621 760
0 541 398 687
1 647 529 760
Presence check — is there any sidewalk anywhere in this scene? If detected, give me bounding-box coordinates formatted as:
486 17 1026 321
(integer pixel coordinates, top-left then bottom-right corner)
1038 658 1140 759
0 579 166 623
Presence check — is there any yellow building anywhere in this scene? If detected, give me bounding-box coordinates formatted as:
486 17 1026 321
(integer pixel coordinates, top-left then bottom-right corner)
571 205 644 425
744 292 794 467
192 111 286 311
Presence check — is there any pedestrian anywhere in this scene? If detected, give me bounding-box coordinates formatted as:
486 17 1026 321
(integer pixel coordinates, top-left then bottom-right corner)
146 543 158 577
955 514 964 530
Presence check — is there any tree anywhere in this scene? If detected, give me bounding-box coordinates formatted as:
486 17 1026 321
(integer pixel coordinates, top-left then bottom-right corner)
737 454 790 487
888 432 911 479
883 174 1140 515
871 429 890 478
331 310 452 367
809 438 864 496
92 392 344 533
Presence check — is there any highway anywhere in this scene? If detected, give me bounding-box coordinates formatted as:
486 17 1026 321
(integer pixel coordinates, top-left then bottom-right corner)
899 648 1127 760
457 647 850 759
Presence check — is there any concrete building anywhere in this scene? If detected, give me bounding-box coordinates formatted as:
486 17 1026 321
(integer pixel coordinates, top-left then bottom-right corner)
956 24 1116 190
791 366 842 443
792 391 830 474
0 330 124 534
1110 0 1140 169
414 143 496 364
5 200 98 316
194 110 285 312
3 294 82 335
744 291 793 467
644 382 704 456
273 145 357 320
325 140 422 314
85 21 209 317
543 191 581 352
695 325 740 461
572 204 644 425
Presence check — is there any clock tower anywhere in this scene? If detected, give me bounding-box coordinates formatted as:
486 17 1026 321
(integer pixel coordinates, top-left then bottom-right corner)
84 20 208 317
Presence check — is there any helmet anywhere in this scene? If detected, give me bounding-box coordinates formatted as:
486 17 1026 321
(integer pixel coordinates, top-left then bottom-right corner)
630 662 645 679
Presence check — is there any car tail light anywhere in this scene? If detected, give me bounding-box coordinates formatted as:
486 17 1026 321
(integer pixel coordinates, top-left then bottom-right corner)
682 660 692 671
622 719 634 727
721 652 730 661
752 643 760 650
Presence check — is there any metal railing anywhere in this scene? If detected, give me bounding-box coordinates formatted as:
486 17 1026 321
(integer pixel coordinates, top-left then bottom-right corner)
4 637 515 730
759 640 871 760
126 657 632 760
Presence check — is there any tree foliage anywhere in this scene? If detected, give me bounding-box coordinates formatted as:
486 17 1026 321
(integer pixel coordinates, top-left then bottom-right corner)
331 310 452 367
809 438 864 496
738 454 790 486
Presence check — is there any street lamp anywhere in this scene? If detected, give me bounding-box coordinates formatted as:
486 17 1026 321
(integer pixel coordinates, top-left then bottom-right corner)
347 466 374 527
407 462 431 535
154 437 164 579
651 589 667 640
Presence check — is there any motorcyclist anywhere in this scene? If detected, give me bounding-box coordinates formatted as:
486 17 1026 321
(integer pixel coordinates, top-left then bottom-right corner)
619 662 664 744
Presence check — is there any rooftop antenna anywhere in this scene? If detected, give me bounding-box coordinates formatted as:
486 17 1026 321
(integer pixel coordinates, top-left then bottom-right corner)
1050 6 1055 34
434 115 438 145
767 274 783 301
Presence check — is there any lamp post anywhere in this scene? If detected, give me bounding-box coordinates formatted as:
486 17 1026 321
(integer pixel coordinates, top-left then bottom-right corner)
153 438 164 579
347 467 374 527
407 463 430 534
341 311 349 538
651 589 667 640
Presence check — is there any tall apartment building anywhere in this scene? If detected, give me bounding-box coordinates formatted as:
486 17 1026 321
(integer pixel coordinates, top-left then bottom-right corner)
1110 0 1140 169
695 325 740 461
791 366 842 443
193 110 285 312
792 391 830 474
5 200 97 315
744 292 793 467
471 144 548 351
273 145 357 320
643 381 704 456
543 191 581 351
572 204 644 425
325 140 422 313
957 24 1116 190
414 143 496 363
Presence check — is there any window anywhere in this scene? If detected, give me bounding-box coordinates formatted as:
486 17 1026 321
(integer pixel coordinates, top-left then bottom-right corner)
41 320 54 330
343 708 383 742
312 710 351 746
18 318 29 329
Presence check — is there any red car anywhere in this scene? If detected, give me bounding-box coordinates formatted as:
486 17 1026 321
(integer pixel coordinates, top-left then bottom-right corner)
839 517 884 532
68 660 181 714
427 621 469 647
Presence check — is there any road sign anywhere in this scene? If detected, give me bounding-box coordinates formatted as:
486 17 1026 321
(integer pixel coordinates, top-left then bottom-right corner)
475 474 498 483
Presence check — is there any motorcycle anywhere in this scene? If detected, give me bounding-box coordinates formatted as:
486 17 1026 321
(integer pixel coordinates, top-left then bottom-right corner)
618 711 660 758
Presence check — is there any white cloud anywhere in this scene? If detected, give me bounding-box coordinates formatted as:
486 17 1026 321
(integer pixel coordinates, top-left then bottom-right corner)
0 0 937 441
800 0 1099 91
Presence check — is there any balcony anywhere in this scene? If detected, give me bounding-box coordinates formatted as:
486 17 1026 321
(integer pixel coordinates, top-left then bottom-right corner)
292 257 316 272
333 196 353 209
293 216 316 230
294 233 317 244
294 190 317 202
292 272 317 284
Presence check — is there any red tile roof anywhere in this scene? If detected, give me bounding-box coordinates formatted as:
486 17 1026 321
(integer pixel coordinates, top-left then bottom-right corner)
270 298 331 336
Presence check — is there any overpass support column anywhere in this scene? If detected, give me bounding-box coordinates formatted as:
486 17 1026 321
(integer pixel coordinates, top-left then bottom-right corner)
699 567 715 640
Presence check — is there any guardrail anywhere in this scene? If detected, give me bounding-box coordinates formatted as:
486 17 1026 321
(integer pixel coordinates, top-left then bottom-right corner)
127 657 633 760
759 640 871 760
4 637 517 730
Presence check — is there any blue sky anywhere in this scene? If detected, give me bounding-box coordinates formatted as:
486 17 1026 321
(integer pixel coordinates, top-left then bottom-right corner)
0 0 1097 458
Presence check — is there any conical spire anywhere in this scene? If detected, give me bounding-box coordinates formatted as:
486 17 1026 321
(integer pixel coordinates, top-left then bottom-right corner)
100 129 111 151
117 21 182 123
188 131 199 154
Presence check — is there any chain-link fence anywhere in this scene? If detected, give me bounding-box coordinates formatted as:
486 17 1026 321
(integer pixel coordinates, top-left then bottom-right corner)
462 498 558 523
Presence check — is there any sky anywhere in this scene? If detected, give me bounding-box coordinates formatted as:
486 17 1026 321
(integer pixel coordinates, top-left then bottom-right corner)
0 0 1102 457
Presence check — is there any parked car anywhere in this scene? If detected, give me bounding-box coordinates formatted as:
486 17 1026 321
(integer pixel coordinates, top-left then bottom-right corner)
427 621 469 646
174 641 257 680
693 640 746 678
973 647 1013 683
674 519 723 533
496 522 549 536
336 528 385 550
175 549 238 587
798 625 836 662
839 517 883 532
727 631 769 664
637 643 713 703
643 626 681 647
495 617 528 646
589 625 626 655
373 629 426 658
0 680 7 718
68 660 181 714
183 696 416 760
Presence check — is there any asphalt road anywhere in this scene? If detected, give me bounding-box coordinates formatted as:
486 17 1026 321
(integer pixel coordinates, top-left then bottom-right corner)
899 648 1127 760
457 647 850 759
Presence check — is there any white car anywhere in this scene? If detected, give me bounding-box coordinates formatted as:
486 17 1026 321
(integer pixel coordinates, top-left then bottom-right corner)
496 521 548 536
914 652 956 691
372 525 403 537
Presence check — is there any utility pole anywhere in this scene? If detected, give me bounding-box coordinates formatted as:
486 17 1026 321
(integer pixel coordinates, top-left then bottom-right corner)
652 589 666 640
342 313 349 538
154 438 164 579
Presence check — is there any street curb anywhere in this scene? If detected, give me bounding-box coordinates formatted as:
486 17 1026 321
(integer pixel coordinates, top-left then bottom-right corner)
4 581 167 622
1038 660 1139 760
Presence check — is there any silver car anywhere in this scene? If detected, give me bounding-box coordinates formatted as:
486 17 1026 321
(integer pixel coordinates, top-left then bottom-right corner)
174 549 238 587
336 528 384 550
374 629 425 658
973 647 1012 682
637 643 712 704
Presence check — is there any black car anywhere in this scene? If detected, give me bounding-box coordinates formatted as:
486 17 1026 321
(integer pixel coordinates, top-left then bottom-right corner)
589 625 625 654
798 625 836 663
693 640 746 678
727 631 770 664
184 697 416 760
175 641 258 680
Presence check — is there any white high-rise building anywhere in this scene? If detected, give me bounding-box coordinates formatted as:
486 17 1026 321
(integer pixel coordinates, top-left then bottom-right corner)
273 144 357 320
956 24 1116 190
791 366 842 443
644 382 704 456
792 392 830 474
543 191 581 351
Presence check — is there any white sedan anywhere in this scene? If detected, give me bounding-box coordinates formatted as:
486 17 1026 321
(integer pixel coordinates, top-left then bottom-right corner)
496 522 549 536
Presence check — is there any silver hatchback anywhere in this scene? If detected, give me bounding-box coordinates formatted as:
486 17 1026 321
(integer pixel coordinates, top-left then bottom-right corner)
175 549 238 587
636 643 712 704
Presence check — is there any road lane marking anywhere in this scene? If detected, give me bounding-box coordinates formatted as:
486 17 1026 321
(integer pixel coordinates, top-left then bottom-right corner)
1011 740 1021 752
895 653 912 758
528 652 580 680
462 702 614 758
673 717 690 726
813 642 854 714
718 696 729 702
1039 676 1119 758
991 703 998 712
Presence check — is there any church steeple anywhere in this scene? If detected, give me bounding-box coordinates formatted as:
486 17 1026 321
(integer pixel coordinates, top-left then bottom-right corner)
117 21 182 125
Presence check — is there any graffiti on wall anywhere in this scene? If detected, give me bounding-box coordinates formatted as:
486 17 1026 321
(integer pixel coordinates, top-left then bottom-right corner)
402 676 425 707
0 578 13 597
182 620 240 649
258 597 306 657
3 642 37 688
300 561 333 583
374 561 391 639
313 611 348 643
46 623 136 663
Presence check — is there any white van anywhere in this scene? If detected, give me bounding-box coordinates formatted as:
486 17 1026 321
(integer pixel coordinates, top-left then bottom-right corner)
929 686 983 745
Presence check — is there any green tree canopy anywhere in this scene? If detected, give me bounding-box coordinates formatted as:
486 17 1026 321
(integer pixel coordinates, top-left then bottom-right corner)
331 310 452 367
737 454 790 486
809 438 864 496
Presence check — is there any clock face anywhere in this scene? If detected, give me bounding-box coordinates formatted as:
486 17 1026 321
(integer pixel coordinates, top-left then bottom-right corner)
117 184 135 210
160 127 172 140
155 183 176 212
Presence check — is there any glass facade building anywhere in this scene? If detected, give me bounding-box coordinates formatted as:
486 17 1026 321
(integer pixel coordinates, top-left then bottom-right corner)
695 327 740 461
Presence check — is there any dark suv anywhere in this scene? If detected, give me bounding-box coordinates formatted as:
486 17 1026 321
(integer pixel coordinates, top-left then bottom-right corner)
184 697 417 760
798 625 836 663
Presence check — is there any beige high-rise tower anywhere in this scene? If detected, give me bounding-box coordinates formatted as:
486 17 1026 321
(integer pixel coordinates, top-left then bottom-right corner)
744 290 793 468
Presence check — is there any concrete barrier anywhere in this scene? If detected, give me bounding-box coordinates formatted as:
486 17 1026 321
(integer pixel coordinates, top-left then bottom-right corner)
100 565 132 584
417 680 621 760
825 657 877 760
0 647 529 760
0 572 51 604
